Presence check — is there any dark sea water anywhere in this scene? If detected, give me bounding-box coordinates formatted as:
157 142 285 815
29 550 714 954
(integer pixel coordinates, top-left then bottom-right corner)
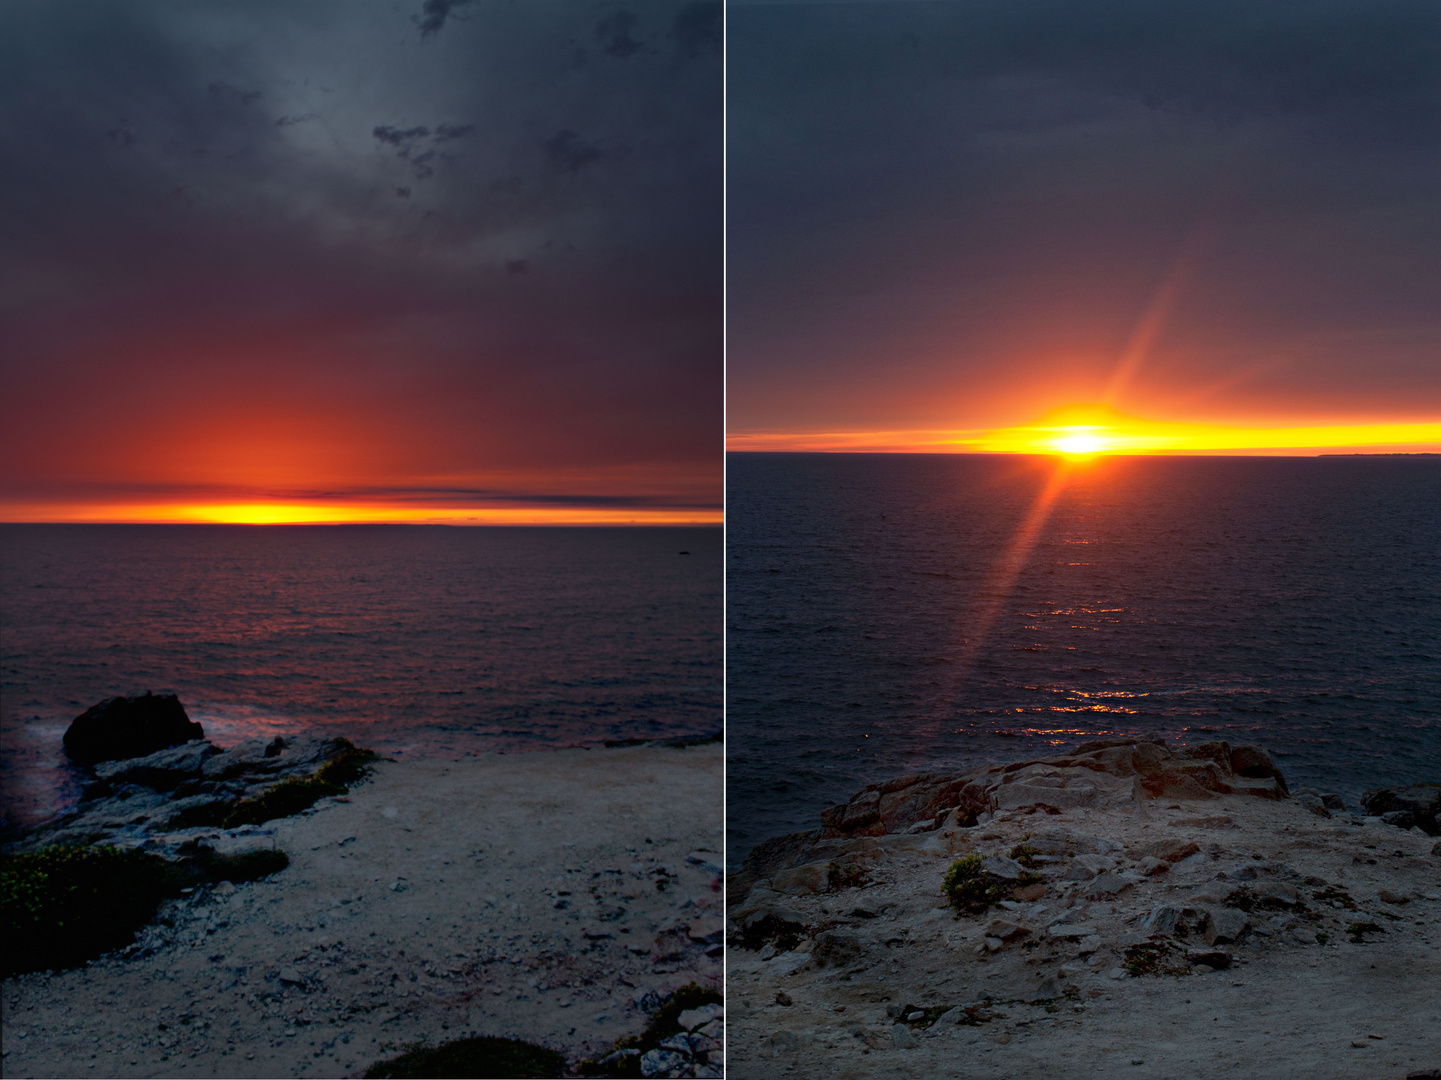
1 525 721 828
727 453 1441 863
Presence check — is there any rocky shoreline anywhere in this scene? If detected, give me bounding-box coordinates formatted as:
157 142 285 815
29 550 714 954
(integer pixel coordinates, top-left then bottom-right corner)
727 738 1441 1079
2 733 724 1078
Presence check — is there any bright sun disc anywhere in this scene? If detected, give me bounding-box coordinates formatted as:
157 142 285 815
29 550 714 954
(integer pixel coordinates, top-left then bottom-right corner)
1054 433 1105 454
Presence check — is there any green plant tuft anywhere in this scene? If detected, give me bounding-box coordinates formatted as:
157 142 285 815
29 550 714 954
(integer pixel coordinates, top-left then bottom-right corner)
1 845 186 977
1008 842 1042 868
221 777 344 829
315 740 382 787
362 1035 566 1079
943 854 1005 913
220 740 380 829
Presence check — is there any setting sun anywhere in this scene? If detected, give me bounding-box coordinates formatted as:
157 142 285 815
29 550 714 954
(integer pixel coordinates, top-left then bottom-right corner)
1052 431 1108 455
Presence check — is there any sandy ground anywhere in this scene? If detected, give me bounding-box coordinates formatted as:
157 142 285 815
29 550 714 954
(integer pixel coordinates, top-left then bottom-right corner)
1 742 722 1079
729 791 1441 1080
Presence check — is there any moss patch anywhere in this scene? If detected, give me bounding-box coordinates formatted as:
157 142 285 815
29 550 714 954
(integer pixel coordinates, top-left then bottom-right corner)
827 861 870 890
219 740 380 829
1 845 185 977
221 777 344 829
1311 886 1358 910
1346 920 1384 943
1224 885 1309 915
1123 942 1191 977
362 1036 566 1078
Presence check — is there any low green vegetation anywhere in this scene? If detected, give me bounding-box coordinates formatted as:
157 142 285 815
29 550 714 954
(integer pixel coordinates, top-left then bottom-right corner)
1346 920 1384 943
1008 841 1042 868
220 740 382 829
362 1036 566 1079
1 840 291 978
942 852 1041 914
578 981 723 1077
221 777 343 828
1 845 184 977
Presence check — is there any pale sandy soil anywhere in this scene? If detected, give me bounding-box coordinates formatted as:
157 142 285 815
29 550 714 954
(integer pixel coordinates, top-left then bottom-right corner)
729 791 1441 1080
1 742 722 1079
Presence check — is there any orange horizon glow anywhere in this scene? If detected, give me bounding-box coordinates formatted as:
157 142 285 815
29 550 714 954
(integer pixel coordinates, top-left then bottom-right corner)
0 501 722 526
728 406 1441 456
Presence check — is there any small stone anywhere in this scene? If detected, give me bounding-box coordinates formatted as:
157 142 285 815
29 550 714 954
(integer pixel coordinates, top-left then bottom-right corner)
982 919 1031 941
277 968 304 985
1139 838 1200 864
775 991 792 1007
640 1048 689 1076
1203 908 1250 945
980 855 1029 880
1144 905 1181 935
678 1003 724 1030
1139 857 1171 876
1187 949 1231 969
892 1025 918 1049
1083 872 1140 899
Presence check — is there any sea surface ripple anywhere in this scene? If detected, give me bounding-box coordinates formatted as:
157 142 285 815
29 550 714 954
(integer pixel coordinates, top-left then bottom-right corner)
1 524 720 826
727 453 1441 862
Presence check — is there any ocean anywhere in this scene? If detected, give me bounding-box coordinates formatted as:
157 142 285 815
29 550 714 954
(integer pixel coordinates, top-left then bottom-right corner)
0 524 721 828
727 452 1441 862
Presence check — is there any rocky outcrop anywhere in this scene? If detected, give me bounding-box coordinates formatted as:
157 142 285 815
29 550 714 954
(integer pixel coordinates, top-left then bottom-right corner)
726 751 1441 1079
93 740 220 791
63 693 205 765
1361 784 1441 836
16 733 364 854
735 737 1296 904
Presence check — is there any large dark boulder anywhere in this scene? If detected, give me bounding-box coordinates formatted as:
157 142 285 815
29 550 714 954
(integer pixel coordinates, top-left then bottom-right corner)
1361 784 1441 836
63 693 205 765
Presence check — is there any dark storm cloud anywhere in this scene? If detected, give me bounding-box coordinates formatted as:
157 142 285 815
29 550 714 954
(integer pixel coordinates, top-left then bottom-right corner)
544 129 604 173
413 0 472 38
0 0 721 509
729 0 1440 428
596 10 643 59
671 2 722 57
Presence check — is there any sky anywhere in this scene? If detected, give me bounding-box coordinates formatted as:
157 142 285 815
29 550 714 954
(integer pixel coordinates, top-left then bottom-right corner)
728 0 1441 454
0 0 722 523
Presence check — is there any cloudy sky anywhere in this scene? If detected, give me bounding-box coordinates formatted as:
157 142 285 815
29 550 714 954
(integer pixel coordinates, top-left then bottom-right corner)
729 0 1439 451
0 0 721 522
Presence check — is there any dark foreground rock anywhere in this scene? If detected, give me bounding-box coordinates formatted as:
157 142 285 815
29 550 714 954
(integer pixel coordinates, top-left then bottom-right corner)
1361 784 1441 836
62 693 205 765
